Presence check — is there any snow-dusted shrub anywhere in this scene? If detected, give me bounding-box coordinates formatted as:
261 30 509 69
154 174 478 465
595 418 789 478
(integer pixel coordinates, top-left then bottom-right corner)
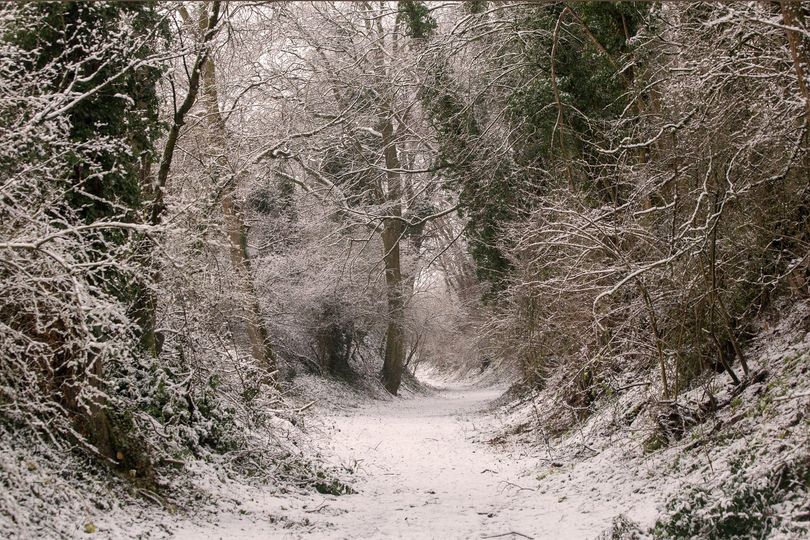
250 188 388 377
0 2 162 466
597 514 646 540
131 200 290 467
654 454 810 539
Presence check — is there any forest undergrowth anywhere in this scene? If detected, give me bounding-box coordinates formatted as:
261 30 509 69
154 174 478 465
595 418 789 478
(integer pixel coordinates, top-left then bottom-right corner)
491 299 810 539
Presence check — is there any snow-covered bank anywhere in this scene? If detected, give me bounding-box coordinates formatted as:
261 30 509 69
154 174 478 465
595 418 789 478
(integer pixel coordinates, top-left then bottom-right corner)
490 300 810 538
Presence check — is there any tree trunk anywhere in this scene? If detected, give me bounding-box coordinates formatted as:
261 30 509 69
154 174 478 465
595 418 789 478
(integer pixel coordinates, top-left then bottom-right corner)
199 33 276 373
381 218 405 394
780 1 810 126
141 2 222 359
380 116 406 395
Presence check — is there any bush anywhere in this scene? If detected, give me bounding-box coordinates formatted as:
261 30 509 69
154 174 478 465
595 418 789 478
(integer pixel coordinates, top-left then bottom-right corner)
653 456 810 539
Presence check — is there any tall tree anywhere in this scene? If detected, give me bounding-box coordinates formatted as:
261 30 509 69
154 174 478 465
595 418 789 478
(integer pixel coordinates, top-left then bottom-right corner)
189 4 277 372
268 1 459 393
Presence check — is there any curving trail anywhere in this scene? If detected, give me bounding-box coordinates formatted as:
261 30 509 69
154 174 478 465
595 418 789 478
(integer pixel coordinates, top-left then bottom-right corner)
174 384 642 539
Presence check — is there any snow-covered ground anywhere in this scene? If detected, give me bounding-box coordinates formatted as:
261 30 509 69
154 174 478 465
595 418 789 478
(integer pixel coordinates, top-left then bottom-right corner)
172 379 657 539
22 296 805 540
167 299 810 539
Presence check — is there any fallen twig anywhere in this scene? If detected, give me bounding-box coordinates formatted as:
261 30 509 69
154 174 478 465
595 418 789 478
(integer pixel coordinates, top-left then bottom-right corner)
482 531 534 540
773 391 810 402
304 502 328 514
498 480 535 493
296 401 316 413
137 488 164 506
614 381 652 392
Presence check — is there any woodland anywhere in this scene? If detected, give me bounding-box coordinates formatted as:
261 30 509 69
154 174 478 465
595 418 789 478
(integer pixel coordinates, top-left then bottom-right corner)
1 1 809 538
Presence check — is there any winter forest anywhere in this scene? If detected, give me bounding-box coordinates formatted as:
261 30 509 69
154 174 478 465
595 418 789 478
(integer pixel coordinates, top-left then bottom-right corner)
1 1 809 538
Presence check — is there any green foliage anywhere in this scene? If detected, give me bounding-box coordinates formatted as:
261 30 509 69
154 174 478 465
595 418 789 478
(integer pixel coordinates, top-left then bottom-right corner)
275 458 354 495
313 473 354 496
642 433 667 454
420 56 517 293
506 3 648 173
654 455 810 538
597 514 646 539
399 1 436 39
0 2 170 472
195 379 240 454
6 1 166 224
107 407 155 479
112 357 243 457
422 3 652 297
3 1 168 361
463 1 488 15
461 165 521 293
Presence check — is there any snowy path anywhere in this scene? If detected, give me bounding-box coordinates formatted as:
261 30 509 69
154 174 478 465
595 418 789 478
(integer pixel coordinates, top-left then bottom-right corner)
174 384 645 539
